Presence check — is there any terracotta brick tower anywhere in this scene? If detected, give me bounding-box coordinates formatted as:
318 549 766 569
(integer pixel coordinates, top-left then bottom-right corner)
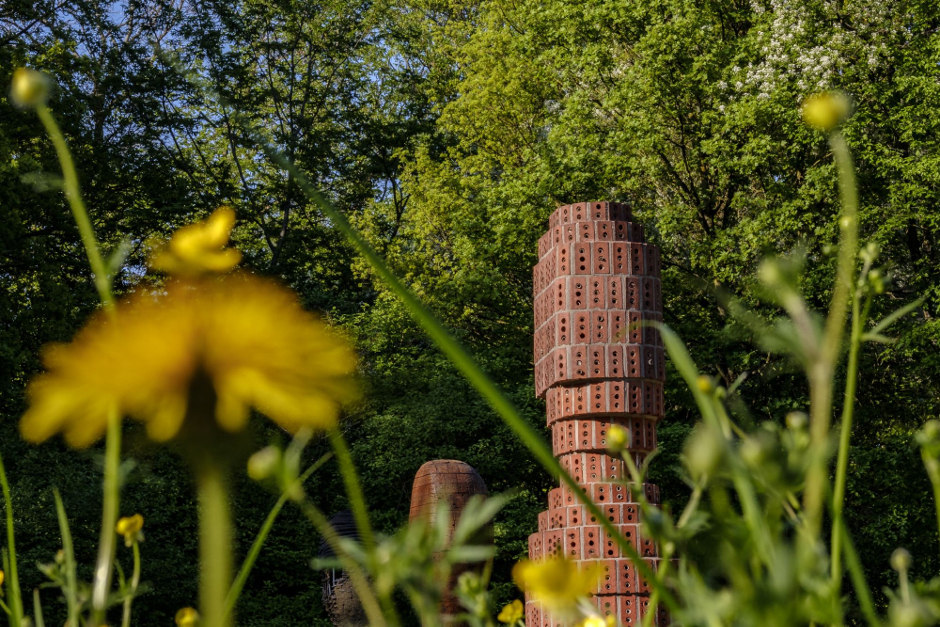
528 201 666 626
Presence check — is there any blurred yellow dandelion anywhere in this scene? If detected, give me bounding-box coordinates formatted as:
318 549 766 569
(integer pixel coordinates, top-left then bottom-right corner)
0 569 4 587
497 599 524 623
512 556 602 613
20 273 358 447
801 92 851 131
175 607 199 626
151 207 242 275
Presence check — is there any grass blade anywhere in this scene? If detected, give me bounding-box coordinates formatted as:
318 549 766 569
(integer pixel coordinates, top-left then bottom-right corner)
53 490 79 625
0 455 23 627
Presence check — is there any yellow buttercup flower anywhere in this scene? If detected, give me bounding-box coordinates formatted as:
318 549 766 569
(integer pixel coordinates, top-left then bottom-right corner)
0 569 4 587
497 599 524 624
512 556 602 613
801 92 851 131
175 607 199 626
578 616 617 627
116 514 144 546
151 207 242 275
20 273 358 447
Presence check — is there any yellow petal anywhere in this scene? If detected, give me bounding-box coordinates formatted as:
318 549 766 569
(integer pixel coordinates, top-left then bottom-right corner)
141 395 188 442
214 379 250 433
203 206 236 248
497 599 524 623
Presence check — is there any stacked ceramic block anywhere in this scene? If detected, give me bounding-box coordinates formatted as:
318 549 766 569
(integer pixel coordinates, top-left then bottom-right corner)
528 202 667 626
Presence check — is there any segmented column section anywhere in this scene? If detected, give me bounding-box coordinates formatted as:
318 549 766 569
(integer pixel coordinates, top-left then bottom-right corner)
528 201 667 626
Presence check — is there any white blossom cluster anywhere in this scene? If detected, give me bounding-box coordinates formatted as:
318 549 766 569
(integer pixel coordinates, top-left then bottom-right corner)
726 0 908 100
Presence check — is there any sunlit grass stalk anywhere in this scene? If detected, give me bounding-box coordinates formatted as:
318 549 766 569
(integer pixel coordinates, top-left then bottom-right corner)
91 409 122 623
0 457 23 627
830 289 871 588
196 461 232 627
34 105 122 626
223 453 332 620
804 132 859 544
32 590 44 627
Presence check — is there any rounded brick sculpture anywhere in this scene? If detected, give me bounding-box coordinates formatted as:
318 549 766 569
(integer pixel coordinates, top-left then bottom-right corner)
528 201 667 626
410 459 490 618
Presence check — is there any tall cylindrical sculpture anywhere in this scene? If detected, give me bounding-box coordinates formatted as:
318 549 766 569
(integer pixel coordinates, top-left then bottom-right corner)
528 201 666 626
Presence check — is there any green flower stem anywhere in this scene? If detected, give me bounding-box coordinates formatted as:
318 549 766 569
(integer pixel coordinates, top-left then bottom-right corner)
32 589 44 627
804 132 859 544
830 291 871 588
921 447 940 557
35 106 114 309
223 454 332 620
297 500 386 627
327 431 401 626
196 462 233 627
328 431 375 554
35 104 122 626
0 455 23 627
837 517 882 627
53 489 79 625
121 540 141 627
91 408 121 623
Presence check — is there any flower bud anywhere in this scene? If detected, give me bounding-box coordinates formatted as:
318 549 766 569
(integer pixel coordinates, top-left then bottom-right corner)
786 411 808 431
606 424 630 456
801 92 851 131
740 437 767 469
916 420 940 456
889 603 929 627
891 548 912 573
175 607 199 627
684 425 723 480
10 68 51 108
758 260 783 287
247 446 281 481
695 375 714 394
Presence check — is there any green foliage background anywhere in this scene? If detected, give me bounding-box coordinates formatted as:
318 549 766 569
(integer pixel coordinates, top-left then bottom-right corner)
2 0 940 623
